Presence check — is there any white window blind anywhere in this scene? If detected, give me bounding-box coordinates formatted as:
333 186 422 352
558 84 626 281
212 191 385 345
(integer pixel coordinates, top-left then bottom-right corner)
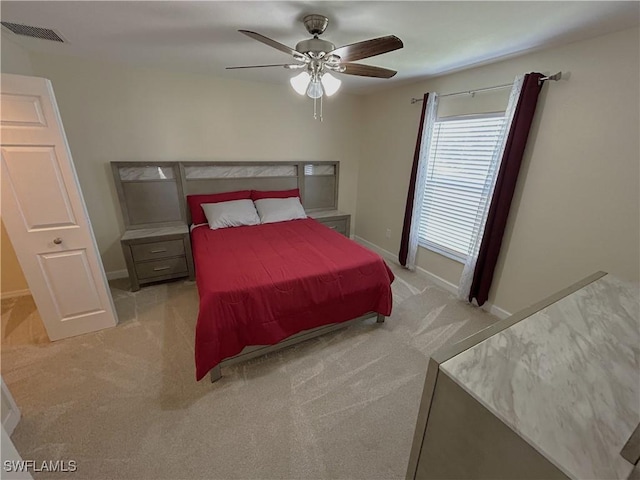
418 113 506 261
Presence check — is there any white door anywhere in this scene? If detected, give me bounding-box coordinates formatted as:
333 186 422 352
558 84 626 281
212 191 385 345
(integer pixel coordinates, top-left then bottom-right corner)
2 425 34 480
1 378 32 480
1 377 20 435
1 73 117 340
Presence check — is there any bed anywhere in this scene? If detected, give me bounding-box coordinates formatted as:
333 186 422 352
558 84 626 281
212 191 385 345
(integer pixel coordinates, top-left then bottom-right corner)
191 215 394 381
110 160 394 382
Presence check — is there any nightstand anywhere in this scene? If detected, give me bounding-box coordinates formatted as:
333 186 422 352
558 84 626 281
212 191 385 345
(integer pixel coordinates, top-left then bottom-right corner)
308 210 351 237
120 225 195 291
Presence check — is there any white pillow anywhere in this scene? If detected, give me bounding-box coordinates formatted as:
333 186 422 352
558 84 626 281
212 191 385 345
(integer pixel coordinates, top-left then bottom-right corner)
201 199 260 230
254 197 307 224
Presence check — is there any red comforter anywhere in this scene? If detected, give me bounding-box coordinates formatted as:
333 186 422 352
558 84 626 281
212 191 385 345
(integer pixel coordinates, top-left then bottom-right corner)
192 218 394 380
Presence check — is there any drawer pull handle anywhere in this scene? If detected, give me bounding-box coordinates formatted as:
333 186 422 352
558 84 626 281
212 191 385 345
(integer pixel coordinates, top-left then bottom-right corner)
153 266 171 271
150 249 167 253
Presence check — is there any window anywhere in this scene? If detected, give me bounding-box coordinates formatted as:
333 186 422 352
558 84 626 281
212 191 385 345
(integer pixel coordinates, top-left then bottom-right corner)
418 113 506 262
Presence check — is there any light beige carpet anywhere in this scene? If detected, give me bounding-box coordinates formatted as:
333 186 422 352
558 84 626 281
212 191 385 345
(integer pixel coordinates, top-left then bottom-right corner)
1 263 497 480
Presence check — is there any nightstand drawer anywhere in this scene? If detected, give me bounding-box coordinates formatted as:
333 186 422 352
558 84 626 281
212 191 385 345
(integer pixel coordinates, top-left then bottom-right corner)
131 239 185 262
135 257 188 280
320 219 348 236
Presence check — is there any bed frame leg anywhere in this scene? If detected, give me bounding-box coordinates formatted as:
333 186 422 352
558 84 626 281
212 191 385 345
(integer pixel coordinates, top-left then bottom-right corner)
376 314 385 324
210 365 222 383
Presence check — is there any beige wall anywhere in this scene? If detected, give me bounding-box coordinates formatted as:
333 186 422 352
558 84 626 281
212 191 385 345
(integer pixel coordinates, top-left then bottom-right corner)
3 27 638 315
1 222 29 295
1 34 32 295
357 27 640 313
0 33 34 76
22 53 364 273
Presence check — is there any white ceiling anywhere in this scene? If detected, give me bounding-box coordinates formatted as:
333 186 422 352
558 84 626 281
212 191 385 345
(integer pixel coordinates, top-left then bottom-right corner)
2 1 639 93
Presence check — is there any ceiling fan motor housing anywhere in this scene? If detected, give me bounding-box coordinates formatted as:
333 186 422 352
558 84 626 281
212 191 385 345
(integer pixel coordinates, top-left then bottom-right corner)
295 38 336 57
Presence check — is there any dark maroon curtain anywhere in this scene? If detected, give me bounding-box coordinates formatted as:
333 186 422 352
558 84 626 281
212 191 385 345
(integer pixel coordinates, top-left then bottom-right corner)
399 92 429 266
468 72 544 305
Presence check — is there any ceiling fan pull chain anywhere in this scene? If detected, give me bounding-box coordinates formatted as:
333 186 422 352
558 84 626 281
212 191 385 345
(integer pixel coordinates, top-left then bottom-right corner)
312 94 323 121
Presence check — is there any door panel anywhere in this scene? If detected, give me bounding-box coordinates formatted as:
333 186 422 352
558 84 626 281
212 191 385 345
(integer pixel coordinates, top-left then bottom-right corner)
1 73 117 341
0 93 47 127
2 146 78 230
38 250 105 320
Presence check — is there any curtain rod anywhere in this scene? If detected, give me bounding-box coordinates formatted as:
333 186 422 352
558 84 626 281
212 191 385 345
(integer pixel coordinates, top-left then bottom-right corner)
410 72 562 104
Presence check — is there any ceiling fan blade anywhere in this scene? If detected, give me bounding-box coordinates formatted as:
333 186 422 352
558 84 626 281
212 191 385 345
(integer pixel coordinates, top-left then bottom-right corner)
329 35 403 62
226 64 299 70
340 63 397 79
239 30 301 58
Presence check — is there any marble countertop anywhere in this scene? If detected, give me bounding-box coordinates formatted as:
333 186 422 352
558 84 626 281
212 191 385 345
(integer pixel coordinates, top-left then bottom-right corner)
441 274 640 480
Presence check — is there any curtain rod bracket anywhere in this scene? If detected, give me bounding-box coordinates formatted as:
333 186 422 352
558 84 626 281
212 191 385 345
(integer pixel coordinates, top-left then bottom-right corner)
539 71 562 85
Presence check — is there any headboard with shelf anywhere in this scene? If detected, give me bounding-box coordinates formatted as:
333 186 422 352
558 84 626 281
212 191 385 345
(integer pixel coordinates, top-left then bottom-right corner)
111 160 339 229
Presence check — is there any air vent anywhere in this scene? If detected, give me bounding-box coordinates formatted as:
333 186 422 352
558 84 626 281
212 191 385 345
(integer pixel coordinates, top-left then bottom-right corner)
1 22 64 42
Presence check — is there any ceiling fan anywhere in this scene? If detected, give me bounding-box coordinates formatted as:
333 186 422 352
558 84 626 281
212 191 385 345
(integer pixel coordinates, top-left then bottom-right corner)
226 14 403 118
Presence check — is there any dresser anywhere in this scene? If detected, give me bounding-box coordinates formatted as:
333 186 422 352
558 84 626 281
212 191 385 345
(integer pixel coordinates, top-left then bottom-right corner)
308 210 351 237
120 225 195 292
407 272 640 480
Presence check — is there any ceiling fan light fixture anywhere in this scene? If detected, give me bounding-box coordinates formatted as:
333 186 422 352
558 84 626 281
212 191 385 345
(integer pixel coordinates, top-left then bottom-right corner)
290 71 310 95
320 73 341 96
306 79 323 99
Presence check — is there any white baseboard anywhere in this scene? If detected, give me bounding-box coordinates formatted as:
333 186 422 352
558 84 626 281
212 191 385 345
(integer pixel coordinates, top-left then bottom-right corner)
106 269 129 280
354 235 459 294
485 304 511 319
354 235 397 263
415 265 459 295
0 289 31 300
353 235 511 320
